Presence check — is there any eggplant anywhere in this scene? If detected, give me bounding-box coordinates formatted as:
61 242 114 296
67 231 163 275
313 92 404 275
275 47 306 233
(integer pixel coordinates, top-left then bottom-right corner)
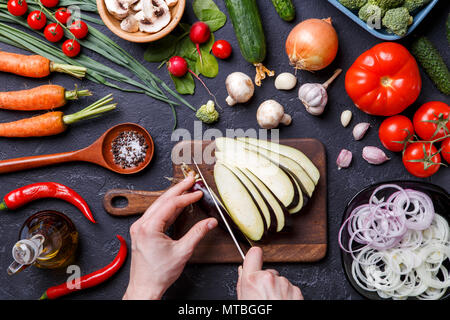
240 168 289 232
237 137 320 185
214 163 266 242
220 162 276 232
215 148 297 209
189 179 250 244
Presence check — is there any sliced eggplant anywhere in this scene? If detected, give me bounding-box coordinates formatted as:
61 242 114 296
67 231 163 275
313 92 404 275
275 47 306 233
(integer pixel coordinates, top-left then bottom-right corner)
286 171 304 214
240 168 287 232
237 137 320 185
220 162 275 231
215 142 296 209
217 137 315 198
214 163 265 241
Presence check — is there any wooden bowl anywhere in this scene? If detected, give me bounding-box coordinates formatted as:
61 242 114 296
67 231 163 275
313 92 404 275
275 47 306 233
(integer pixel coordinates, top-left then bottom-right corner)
96 0 185 43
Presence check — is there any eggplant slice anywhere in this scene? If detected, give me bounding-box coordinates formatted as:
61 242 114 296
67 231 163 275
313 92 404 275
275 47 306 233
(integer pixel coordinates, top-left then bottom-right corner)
214 163 265 241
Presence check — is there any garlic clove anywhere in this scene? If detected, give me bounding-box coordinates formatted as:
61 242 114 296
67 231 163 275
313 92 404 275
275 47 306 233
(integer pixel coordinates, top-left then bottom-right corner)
353 122 370 140
336 149 352 170
275 72 297 90
341 110 352 127
362 146 390 165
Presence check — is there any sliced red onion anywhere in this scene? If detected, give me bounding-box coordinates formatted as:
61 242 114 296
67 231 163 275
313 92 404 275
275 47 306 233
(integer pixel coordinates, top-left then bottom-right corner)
339 184 435 253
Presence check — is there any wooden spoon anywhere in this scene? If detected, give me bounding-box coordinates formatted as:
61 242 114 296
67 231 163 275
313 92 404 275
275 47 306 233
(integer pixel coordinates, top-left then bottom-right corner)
0 123 154 175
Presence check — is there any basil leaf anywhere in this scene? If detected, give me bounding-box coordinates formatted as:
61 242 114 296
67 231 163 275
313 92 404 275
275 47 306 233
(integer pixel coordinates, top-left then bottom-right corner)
196 52 219 78
192 0 226 32
144 35 177 62
170 72 195 95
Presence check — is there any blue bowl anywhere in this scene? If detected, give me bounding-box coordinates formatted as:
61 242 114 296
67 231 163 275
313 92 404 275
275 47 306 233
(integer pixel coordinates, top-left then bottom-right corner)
327 0 439 40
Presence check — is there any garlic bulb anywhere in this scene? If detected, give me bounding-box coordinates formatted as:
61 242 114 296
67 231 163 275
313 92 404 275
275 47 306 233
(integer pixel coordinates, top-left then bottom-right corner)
298 68 342 116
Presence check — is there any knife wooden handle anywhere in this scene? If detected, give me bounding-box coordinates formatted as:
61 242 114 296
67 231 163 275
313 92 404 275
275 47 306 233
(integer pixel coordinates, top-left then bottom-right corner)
103 189 165 216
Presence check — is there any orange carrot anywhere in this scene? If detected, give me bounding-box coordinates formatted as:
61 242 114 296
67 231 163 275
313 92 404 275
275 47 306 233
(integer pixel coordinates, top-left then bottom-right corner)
0 51 87 79
0 94 116 138
0 85 91 111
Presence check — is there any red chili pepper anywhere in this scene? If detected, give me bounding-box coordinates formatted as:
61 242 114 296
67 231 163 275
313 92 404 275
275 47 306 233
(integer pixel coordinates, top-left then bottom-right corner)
40 235 128 300
0 182 96 223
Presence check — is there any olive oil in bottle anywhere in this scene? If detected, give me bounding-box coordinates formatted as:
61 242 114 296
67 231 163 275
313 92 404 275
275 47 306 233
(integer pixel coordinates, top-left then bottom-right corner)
7 210 78 275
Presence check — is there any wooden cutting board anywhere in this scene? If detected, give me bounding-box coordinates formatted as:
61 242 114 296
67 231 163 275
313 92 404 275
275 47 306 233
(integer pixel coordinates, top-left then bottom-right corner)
103 139 327 263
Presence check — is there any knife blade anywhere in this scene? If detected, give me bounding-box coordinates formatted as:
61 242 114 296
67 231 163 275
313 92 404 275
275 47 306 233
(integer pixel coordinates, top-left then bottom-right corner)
192 159 246 261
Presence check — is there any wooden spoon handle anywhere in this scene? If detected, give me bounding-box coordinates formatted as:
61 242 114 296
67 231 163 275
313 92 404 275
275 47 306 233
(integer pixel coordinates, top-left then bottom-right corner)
0 151 80 174
103 189 165 216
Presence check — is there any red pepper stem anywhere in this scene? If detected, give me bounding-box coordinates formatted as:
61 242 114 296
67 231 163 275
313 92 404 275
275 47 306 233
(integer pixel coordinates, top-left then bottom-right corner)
0 200 7 210
39 292 48 300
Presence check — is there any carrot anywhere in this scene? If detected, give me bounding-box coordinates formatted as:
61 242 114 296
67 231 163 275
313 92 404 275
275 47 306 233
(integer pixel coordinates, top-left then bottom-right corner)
0 50 87 79
0 85 92 111
0 94 116 137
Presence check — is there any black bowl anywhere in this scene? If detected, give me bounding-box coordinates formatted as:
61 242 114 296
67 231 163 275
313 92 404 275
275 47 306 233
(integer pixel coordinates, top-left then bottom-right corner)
340 180 450 300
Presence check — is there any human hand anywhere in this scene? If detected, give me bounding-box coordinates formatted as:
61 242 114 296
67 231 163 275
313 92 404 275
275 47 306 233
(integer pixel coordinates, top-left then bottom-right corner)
123 173 218 300
237 247 304 300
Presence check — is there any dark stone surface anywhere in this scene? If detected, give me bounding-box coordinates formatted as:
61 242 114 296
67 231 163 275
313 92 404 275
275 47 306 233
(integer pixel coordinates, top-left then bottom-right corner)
0 0 448 300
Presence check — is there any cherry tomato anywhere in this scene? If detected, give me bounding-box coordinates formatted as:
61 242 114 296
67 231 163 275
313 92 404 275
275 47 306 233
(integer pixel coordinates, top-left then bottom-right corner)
413 101 450 141
402 142 441 178
345 42 421 116
441 138 450 164
212 40 232 59
62 39 81 57
55 7 71 25
40 0 59 7
69 20 88 39
44 23 64 42
378 115 414 152
27 11 47 30
7 0 28 16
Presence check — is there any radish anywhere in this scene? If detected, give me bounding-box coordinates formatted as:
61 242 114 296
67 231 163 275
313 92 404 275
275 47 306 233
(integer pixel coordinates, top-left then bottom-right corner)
167 56 220 109
190 22 211 64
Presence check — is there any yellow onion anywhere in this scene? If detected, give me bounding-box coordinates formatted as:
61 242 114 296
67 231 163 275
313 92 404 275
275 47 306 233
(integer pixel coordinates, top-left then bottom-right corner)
285 18 339 71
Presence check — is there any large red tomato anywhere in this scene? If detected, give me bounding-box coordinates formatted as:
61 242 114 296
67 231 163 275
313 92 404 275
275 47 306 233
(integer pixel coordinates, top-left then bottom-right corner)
345 42 421 116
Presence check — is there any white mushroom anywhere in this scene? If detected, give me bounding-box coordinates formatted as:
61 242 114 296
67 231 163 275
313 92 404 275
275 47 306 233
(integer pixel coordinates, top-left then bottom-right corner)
132 0 143 12
165 0 178 7
137 0 171 33
225 72 254 106
121 14 139 32
105 0 129 20
256 100 292 129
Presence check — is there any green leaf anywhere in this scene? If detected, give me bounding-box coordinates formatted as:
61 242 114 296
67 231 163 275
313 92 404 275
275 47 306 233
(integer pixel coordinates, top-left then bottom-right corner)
170 72 195 95
144 35 177 62
192 0 227 32
196 53 218 78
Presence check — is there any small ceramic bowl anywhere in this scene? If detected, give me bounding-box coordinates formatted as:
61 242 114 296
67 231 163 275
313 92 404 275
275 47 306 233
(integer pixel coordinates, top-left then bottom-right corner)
327 0 439 40
96 0 185 43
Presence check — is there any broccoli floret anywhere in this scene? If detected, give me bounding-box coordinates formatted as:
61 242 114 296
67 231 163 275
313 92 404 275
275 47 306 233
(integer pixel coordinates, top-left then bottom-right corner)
403 0 431 13
196 100 219 124
359 3 386 23
382 7 413 36
339 0 368 10
368 0 404 9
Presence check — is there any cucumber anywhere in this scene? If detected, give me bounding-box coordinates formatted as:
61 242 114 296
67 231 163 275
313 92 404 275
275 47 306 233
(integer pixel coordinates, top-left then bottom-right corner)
224 0 266 64
271 0 295 21
447 13 450 46
411 37 450 95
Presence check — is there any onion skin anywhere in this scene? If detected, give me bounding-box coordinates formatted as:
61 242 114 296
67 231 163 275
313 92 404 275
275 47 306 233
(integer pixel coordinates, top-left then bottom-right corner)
285 18 338 71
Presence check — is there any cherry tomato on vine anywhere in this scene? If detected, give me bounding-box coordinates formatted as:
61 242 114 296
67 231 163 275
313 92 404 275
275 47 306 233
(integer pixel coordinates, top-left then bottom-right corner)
413 101 450 141
378 115 414 152
402 142 441 178
69 20 88 39
44 23 64 42
441 138 450 164
62 39 81 57
40 0 59 8
212 40 232 59
7 0 28 16
55 7 71 25
27 10 47 30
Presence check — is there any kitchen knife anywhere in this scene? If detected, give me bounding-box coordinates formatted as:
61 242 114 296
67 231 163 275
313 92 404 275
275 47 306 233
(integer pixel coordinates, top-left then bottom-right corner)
192 159 246 261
